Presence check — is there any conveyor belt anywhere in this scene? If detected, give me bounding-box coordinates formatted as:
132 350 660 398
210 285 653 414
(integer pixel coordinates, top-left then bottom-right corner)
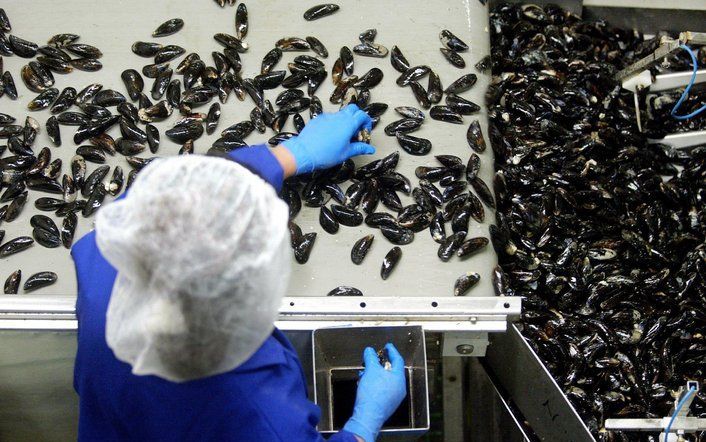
0 0 496 298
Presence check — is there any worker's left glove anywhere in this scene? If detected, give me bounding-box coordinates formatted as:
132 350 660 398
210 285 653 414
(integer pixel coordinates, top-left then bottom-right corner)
281 104 376 174
343 343 407 442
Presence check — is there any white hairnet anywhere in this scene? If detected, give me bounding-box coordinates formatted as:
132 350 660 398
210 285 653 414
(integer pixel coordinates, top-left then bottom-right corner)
95 155 291 382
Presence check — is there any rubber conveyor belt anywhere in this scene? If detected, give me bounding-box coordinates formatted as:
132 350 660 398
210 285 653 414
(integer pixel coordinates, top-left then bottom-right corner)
0 0 495 298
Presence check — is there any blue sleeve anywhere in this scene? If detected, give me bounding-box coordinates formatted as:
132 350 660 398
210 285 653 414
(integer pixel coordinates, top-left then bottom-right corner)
227 144 284 193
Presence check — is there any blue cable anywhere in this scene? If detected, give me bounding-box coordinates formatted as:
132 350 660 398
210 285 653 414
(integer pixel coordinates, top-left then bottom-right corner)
664 386 697 439
670 44 706 120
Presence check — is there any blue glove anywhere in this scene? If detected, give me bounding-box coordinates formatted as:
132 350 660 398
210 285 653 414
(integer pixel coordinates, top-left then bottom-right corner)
343 343 408 442
282 104 376 174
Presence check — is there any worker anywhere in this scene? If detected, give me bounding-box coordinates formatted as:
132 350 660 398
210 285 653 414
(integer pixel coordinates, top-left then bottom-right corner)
71 104 408 442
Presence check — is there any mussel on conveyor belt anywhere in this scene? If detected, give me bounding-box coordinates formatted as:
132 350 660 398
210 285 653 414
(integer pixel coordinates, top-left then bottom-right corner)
488 3 706 440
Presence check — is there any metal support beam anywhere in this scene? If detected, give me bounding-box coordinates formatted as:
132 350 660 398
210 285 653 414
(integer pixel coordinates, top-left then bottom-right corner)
0 295 522 333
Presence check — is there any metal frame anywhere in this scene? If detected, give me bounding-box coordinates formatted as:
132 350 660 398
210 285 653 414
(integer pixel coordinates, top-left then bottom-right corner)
0 295 522 333
485 324 596 442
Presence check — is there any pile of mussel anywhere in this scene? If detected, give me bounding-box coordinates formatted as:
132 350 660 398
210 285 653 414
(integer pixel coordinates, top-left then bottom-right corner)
489 3 705 440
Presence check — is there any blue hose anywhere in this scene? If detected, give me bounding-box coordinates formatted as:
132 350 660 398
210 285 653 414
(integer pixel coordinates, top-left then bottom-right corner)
663 386 697 439
670 44 706 120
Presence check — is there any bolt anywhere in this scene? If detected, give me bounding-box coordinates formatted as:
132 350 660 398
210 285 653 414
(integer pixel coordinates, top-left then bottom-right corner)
456 344 474 355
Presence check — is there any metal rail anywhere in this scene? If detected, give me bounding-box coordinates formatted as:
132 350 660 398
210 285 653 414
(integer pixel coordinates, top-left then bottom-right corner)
0 295 522 333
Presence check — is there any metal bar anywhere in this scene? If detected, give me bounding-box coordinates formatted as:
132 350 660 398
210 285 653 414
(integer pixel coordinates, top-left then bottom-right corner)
616 38 681 81
442 357 465 442
648 130 706 148
0 295 521 332
485 324 596 442
681 31 706 45
651 70 706 92
605 417 706 432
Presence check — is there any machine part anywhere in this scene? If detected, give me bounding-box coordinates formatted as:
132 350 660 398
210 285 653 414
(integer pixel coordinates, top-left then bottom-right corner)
442 332 489 357
0 295 521 333
486 324 595 442
648 129 706 149
313 326 429 439
605 382 705 440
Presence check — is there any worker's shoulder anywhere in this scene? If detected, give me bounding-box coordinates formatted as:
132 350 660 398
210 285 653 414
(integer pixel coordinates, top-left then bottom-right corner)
234 334 291 373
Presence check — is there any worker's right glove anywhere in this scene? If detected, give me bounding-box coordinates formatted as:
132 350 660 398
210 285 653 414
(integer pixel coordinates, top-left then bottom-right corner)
343 343 408 442
281 103 375 175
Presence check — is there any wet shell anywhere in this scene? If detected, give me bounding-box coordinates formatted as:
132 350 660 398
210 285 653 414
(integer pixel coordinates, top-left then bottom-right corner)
353 42 388 58
327 286 363 296
384 118 423 136
61 211 77 248
0 236 34 258
440 48 465 68
466 153 481 181
66 43 102 59
3 270 21 294
46 116 61 146
430 105 463 124
306 36 328 58
353 68 383 89
261 48 282 74
294 232 317 264
409 81 431 109
438 231 466 261
206 103 221 135
132 41 163 57
428 72 443 105
319 206 339 234
457 237 489 258
276 37 310 52
36 55 73 74
155 45 185 64
304 4 340 21
0 8 10 32
27 88 60 111
331 205 363 226
454 273 480 296
23 272 58 293
2 71 18 100
71 58 102 72
21 64 47 93
466 120 486 153
351 234 374 265
153 18 184 37
396 65 430 87
50 87 77 114
381 247 402 280
381 224 414 245
121 69 144 101
390 45 410 73
93 89 126 107
165 123 204 143
47 33 80 47
235 3 248 39
446 94 480 115
9 35 38 58
440 29 469 52
470 176 495 209
445 73 477 94
396 133 431 156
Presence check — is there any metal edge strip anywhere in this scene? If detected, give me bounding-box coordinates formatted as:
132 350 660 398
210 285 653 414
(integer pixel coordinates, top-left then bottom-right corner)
485 323 596 442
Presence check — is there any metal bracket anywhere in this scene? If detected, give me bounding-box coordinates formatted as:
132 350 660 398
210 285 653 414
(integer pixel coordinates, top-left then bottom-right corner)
0 295 522 333
648 130 706 149
605 382 705 440
442 331 489 357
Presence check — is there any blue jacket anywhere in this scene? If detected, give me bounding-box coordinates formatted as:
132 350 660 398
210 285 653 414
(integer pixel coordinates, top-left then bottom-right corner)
73 145 358 442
